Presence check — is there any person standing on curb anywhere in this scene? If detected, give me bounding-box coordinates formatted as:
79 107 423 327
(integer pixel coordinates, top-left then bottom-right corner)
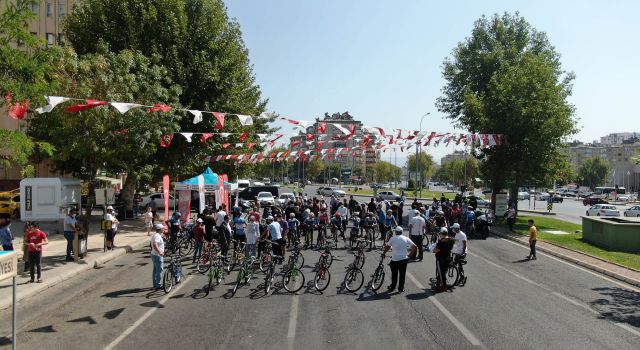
150 223 165 290
63 209 77 261
144 206 154 236
104 206 119 250
526 219 538 260
25 222 48 283
505 205 516 232
383 226 417 293
408 209 426 260
0 219 14 251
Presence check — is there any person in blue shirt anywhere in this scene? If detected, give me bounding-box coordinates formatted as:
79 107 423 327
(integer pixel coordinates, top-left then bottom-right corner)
465 207 476 234
0 219 14 251
232 215 246 252
377 206 386 239
287 213 301 247
383 209 397 242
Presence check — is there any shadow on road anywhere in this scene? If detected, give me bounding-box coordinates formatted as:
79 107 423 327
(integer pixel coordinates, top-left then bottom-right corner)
590 287 640 328
102 287 153 298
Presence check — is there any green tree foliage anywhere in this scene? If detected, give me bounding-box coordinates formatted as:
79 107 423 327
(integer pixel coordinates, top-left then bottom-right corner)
28 49 182 210
306 159 325 181
373 161 402 183
434 158 479 186
577 157 609 190
436 13 577 205
407 152 434 185
64 0 270 179
252 147 291 180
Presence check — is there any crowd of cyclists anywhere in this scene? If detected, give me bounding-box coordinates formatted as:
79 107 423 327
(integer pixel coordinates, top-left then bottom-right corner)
155 191 487 293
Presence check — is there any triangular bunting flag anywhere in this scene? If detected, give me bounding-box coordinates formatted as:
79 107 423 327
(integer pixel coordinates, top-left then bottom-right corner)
110 102 142 114
189 110 203 124
236 114 253 126
213 112 226 130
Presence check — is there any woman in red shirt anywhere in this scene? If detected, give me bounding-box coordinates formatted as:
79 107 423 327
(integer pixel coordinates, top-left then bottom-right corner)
25 222 48 283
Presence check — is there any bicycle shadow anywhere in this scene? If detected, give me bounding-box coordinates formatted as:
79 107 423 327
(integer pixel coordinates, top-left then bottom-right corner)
590 286 640 328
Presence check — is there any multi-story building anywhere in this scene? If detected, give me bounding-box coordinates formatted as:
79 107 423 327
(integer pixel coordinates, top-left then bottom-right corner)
440 150 466 165
600 132 638 146
289 112 380 174
0 0 76 187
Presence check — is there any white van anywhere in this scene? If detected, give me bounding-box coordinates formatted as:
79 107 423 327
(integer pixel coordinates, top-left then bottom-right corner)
237 179 250 189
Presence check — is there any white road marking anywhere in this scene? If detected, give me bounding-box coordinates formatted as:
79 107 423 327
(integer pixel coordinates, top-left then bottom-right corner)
406 272 483 347
104 275 193 350
287 294 300 350
471 251 640 338
497 236 640 293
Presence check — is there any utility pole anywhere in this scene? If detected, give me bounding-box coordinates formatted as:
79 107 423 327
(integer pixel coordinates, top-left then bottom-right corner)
417 112 430 198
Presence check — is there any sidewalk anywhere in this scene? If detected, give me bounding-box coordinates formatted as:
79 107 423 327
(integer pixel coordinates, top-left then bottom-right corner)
0 217 152 311
490 226 640 288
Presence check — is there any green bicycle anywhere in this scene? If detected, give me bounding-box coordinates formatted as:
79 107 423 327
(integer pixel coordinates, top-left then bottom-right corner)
231 257 255 296
204 252 224 296
282 253 305 293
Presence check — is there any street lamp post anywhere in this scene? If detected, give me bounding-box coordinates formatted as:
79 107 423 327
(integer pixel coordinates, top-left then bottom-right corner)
417 112 431 198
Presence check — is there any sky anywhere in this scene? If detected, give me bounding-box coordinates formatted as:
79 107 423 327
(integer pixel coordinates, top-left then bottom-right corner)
224 0 640 165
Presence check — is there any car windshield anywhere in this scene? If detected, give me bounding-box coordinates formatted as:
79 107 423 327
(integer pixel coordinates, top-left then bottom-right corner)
258 193 272 198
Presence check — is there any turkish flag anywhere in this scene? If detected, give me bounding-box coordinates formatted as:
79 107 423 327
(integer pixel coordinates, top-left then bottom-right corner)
66 100 108 113
8 100 29 120
239 131 250 142
317 122 327 134
201 133 215 142
213 112 226 130
160 134 174 148
149 104 172 113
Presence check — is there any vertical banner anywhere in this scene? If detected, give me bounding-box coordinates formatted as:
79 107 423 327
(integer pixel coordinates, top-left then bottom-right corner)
220 174 230 210
178 190 191 223
163 174 170 221
198 174 206 214
216 176 224 210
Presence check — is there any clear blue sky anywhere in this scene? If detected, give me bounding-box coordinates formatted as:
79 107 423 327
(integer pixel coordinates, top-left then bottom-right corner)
224 0 640 165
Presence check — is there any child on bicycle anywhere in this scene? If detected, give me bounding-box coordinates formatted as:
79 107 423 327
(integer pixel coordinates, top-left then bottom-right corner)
287 213 301 247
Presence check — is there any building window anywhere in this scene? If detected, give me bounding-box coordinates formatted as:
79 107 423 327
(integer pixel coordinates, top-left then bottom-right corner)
30 3 39 14
58 3 66 17
46 33 55 47
45 2 52 17
58 34 66 46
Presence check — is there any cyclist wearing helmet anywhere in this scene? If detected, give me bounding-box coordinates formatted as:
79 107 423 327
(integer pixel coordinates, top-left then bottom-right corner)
167 212 182 246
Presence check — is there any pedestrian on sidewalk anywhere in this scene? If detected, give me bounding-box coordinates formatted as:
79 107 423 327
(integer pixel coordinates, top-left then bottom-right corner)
384 226 417 293
25 222 48 283
505 205 516 232
192 218 205 264
150 223 165 290
408 210 426 260
526 219 538 260
63 209 78 261
104 206 119 250
147 200 157 222
0 219 14 251
144 206 154 236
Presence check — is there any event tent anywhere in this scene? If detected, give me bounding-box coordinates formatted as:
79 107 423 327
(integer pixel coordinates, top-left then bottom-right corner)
174 167 218 191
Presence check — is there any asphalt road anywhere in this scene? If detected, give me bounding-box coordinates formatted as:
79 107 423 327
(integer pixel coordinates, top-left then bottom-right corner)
1 230 638 350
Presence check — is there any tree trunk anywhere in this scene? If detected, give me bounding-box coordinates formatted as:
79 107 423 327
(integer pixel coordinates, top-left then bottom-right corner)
82 178 96 235
120 174 137 211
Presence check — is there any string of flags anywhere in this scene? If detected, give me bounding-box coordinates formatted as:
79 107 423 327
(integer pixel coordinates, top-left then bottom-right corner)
25 95 504 153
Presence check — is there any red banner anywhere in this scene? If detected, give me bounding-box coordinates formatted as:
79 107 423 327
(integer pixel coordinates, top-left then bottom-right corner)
163 174 170 221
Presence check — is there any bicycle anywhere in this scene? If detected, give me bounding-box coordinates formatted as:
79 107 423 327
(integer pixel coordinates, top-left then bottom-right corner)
162 255 183 293
364 226 376 250
330 224 343 248
287 243 305 270
282 253 305 293
263 253 280 295
226 240 246 274
343 260 364 293
196 242 220 274
369 253 387 292
204 251 224 296
348 225 360 249
353 238 369 269
434 257 459 290
452 253 467 287
314 249 332 292
258 239 273 273
231 257 256 296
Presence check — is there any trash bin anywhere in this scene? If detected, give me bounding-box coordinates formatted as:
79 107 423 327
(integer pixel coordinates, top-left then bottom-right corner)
74 230 87 259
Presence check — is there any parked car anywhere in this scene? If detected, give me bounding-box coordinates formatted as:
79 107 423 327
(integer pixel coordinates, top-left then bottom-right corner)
534 192 550 201
379 184 391 189
317 187 346 197
277 193 296 205
578 191 593 198
586 204 620 217
0 193 20 218
624 205 640 217
239 186 279 201
256 192 275 207
377 191 401 201
583 196 608 206
517 191 530 200
140 193 177 210
552 194 564 203
466 195 491 208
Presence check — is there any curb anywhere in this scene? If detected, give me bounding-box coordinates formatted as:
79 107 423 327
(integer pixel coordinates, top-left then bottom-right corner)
490 229 640 288
518 209 556 216
0 239 149 312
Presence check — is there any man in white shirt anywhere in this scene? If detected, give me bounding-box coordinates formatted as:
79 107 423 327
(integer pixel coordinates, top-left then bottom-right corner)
266 216 284 263
408 210 426 260
451 223 467 278
215 204 227 230
104 206 119 250
383 226 417 293
150 223 165 290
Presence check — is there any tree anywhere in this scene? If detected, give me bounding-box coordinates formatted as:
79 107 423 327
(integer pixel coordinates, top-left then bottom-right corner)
578 157 609 190
306 159 325 181
374 161 402 183
435 158 479 187
64 0 270 179
437 13 577 207
407 152 434 186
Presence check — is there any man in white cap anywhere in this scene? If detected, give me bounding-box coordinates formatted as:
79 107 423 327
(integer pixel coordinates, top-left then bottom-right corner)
104 206 119 250
451 223 467 281
383 226 417 293
408 209 426 260
150 223 165 290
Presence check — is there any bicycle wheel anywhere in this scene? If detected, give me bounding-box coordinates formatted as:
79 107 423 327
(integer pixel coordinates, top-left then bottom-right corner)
179 239 192 256
282 268 305 293
214 265 223 284
326 253 334 268
294 252 304 270
196 254 211 274
226 254 237 274
343 268 364 293
314 267 331 292
264 266 274 294
447 264 459 288
370 266 385 292
163 269 174 293
232 270 244 296
204 268 214 296
355 253 365 269
259 254 271 273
